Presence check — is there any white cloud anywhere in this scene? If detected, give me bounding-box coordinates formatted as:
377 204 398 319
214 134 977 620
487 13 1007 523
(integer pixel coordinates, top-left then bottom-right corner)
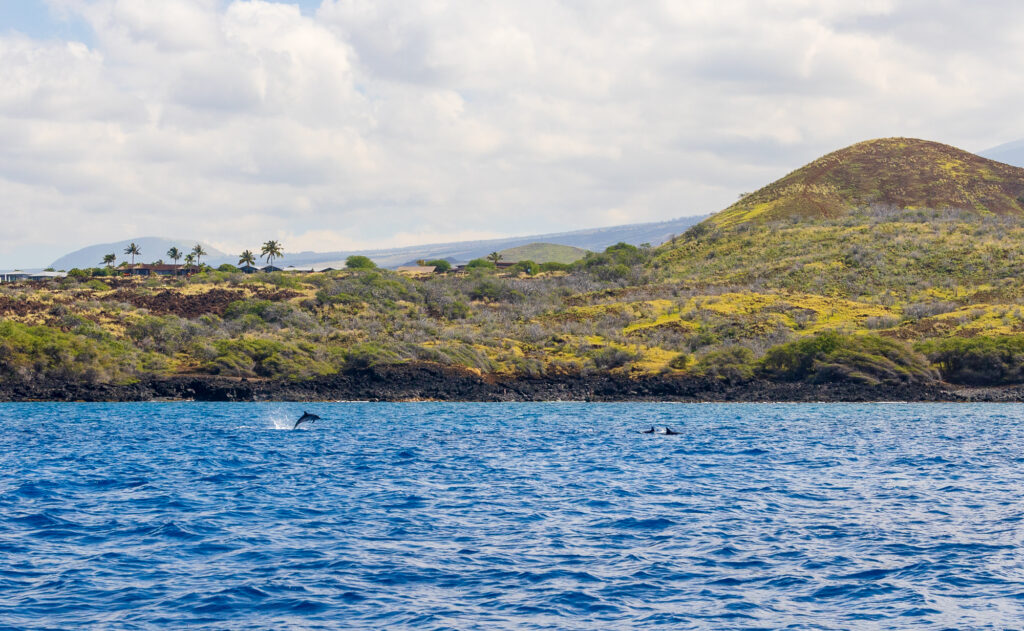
2 0 1024 266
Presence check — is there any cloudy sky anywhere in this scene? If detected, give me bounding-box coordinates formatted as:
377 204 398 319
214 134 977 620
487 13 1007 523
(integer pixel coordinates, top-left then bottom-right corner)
2 0 1024 267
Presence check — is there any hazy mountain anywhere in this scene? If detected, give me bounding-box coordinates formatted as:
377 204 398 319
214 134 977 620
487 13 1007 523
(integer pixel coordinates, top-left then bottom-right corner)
979 139 1024 168
51 237 226 270
266 216 704 269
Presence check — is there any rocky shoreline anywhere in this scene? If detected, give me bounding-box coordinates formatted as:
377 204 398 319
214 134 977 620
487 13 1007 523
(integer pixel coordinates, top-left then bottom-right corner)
1 362 1021 403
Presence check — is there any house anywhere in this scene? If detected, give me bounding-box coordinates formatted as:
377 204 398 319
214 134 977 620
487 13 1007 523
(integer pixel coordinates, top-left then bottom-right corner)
0 270 31 283
396 265 436 277
238 264 260 274
261 265 283 273
28 271 67 281
124 264 191 277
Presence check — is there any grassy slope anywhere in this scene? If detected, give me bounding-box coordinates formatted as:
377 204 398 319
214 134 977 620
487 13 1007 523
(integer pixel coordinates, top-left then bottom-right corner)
712 138 1024 227
497 242 590 264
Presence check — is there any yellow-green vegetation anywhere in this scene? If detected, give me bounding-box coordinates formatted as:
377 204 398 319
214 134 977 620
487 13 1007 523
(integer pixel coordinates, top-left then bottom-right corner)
7 137 1024 393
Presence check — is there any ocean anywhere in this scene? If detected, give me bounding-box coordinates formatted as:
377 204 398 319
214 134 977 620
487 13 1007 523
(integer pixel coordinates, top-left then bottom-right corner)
2 402 1023 629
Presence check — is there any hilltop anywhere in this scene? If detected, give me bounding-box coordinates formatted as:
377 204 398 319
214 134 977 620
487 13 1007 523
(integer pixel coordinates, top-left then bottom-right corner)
497 243 589 264
659 138 1024 297
711 138 1024 227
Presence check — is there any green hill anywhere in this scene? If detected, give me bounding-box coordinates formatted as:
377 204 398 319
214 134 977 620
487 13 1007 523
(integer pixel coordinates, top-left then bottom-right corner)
660 138 1024 298
497 242 589 264
712 138 1024 227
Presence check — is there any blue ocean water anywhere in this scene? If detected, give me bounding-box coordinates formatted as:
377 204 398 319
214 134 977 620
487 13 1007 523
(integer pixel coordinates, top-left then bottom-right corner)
2 403 1024 629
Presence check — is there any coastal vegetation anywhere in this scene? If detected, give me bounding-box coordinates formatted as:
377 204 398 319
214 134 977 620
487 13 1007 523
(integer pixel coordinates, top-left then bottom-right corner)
5 138 1024 398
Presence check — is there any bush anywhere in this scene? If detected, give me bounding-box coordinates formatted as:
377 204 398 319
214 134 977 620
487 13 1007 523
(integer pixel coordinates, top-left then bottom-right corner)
218 264 240 273
916 336 1024 385
762 331 935 386
510 260 540 276
425 259 452 272
668 353 692 370
67 268 90 279
695 346 755 382
346 255 376 269
591 346 638 370
466 258 496 270
469 280 524 303
539 262 572 273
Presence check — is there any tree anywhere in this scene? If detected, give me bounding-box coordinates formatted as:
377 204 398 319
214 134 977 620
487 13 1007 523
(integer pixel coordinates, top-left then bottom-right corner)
167 247 182 266
261 240 283 266
487 251 503 265
466 258 496 270
425 259 452 272
238 250 256 268
102 253 116 268
124 243 141 265
184 253 196 269
191 244 207 267
346 255 376 269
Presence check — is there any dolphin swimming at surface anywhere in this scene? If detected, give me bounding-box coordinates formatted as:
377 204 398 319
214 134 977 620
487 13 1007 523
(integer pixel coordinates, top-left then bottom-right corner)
641 426 655 434
663 427 680 435
293 411 321 430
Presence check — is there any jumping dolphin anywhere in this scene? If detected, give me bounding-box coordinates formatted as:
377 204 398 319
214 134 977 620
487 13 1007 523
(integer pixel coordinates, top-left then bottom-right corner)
293 411 321 430
664 427 680 435
641 426 655 434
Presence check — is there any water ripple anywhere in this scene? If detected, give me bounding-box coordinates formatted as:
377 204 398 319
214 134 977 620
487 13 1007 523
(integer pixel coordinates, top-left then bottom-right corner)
3 402 1024 629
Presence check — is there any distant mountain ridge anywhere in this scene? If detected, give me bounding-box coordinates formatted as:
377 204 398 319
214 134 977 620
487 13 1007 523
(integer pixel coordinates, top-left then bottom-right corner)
980 139 1024 168
51 217 704 270
51 237 226 271
710 137 1024 227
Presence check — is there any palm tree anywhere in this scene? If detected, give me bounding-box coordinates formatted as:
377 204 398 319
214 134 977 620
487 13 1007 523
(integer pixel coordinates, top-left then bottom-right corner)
260 240 283 266
102 253 116 268
184 253 196 271
124 243 141 265
191 244 207 268
487 251 503 265
238 250 256 268
167 247 182 267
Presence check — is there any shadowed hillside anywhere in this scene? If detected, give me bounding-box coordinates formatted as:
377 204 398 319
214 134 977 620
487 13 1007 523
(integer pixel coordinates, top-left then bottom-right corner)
712 138 1024 227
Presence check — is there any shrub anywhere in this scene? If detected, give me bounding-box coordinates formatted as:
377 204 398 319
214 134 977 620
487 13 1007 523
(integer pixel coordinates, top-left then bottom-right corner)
591 346 638 369
469 280 525 303
346 255 376 269
695 346 755 382
218 264 240 273
903 301 958 320
466 258 496 270
510 260 540 276
916 336 1024 385
668 353 692 370
762 331 935 386
425 259 452 272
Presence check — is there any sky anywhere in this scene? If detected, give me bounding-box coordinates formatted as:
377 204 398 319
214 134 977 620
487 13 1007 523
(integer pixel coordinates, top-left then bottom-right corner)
3 1 1024 267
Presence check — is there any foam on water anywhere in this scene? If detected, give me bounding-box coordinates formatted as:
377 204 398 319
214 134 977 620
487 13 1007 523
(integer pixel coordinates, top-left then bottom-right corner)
2 402 1024 629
